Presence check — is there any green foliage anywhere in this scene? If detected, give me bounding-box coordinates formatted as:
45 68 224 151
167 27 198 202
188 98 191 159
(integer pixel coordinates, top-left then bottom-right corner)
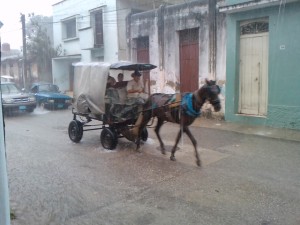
26 14 61 82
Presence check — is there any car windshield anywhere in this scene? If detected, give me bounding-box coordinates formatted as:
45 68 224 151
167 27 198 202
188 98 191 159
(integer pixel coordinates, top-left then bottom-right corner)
1 83 20 94
39 84 59 92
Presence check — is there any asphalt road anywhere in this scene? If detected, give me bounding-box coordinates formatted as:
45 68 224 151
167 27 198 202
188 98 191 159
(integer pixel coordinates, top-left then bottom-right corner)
4 108 300 225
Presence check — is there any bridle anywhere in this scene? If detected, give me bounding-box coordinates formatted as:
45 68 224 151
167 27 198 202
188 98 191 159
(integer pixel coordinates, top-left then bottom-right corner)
193 84 220 105
208 85 221 108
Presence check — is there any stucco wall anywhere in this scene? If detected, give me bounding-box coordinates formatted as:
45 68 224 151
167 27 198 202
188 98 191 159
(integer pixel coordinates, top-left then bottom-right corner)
52 0 119 91
129 0 226 117
52 59 71 92
225 1 300 130
53 0 119 63
130 0 227 95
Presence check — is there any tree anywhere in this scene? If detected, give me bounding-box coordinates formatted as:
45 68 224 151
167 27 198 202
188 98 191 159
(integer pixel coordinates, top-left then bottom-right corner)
26 14 61 83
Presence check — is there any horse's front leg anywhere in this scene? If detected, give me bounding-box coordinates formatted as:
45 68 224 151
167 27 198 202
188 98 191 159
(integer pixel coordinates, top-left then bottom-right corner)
155 118 166 154
170 128 183 162
184 126 201 167
135 136 143 153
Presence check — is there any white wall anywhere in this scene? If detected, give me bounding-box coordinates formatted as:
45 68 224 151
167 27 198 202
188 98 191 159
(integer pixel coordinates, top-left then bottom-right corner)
53 0 119 62
52 0 120 91
130 2 227 95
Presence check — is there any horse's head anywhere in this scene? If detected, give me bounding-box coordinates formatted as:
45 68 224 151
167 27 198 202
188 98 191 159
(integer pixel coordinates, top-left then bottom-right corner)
194 79 221 112
204 79 221 112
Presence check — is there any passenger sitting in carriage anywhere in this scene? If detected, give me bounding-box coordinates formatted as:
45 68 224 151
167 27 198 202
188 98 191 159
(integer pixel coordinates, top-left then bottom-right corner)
114 73 128 104
105 75 119 103
126 71 148 104
106 75 116 89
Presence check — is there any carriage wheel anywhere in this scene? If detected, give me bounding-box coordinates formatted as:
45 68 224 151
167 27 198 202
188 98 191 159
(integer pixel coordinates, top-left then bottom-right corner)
68 120 83 143
141 128 148 142
100 128 118 150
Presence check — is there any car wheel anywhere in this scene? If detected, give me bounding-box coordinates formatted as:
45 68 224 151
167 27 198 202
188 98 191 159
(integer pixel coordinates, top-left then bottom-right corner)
100 128 118 150
68 120 83 143
27 108 34 113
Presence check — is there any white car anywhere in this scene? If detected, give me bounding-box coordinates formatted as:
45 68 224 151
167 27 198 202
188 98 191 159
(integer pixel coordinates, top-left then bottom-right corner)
1 82 36 115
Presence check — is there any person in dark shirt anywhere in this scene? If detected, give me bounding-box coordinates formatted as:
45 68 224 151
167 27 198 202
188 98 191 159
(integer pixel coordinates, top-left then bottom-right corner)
114 73 128 88
113 73 128 103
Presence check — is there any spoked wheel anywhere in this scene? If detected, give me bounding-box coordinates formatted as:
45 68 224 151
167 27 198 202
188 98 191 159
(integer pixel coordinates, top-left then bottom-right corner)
141 127 148 142
100 128 118 150
68 120 83 143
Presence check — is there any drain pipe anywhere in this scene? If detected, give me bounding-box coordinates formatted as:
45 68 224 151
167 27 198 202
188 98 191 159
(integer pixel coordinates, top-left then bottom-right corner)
0 20 11 225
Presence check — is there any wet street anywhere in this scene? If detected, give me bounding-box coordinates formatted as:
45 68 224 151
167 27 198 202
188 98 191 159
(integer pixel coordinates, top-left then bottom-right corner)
4 108 300 225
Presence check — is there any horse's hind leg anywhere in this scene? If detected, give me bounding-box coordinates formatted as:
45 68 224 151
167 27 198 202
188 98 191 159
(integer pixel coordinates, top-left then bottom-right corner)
184 127 201 167
155 118 166 154
170 129 182 161
135 112 152 152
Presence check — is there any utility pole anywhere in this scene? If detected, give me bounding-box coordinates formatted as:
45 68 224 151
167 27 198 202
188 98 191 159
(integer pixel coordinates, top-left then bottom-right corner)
21 14 27 90
0 20 11 225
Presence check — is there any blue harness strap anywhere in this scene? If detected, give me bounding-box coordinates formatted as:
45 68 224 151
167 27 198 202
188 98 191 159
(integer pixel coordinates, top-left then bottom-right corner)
181 93 201 117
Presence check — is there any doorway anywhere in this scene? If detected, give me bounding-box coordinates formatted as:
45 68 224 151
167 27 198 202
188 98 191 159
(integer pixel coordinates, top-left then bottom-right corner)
136 36 150 94
179 28 199 93
239 20 269 116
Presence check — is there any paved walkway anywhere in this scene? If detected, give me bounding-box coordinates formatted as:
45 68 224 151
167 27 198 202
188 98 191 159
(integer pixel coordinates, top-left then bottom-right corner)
193 118 300 142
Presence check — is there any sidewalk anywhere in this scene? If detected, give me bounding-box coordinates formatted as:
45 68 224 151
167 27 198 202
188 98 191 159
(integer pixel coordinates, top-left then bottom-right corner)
193 118 300 142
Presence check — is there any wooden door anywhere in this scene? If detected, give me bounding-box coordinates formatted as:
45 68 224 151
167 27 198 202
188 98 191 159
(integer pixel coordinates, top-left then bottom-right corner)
179 28 199 93
137 37 150 94
239 22 268 116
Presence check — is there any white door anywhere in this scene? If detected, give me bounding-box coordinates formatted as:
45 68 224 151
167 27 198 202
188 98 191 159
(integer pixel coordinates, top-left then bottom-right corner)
239 32 268 116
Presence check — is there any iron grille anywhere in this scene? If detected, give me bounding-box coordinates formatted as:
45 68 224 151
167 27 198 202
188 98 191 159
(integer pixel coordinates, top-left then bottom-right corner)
240 22 269 35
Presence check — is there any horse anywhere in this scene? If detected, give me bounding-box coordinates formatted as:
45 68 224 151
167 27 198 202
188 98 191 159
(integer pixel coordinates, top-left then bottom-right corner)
134 79 221 167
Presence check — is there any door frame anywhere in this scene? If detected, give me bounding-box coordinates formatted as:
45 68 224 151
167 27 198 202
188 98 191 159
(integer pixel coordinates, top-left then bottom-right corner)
238 19 269 116
179 28 199 93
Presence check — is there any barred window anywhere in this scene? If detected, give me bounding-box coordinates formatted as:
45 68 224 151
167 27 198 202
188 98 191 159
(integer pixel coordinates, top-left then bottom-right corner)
240 21 269 35
91 10 103 47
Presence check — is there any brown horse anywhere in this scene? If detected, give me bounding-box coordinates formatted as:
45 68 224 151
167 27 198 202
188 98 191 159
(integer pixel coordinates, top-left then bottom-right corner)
135 79 221 167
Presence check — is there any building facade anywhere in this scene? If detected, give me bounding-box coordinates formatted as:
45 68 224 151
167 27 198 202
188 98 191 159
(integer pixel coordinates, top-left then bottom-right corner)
52 0 300 130
220 0 300 130
52 0 186 93
128 0 226 115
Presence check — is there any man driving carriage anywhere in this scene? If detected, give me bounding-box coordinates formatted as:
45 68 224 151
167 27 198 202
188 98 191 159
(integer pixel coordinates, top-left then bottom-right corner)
126 70 148 103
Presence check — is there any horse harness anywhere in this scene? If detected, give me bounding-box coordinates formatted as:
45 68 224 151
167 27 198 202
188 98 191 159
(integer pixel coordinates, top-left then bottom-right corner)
164 93 201 121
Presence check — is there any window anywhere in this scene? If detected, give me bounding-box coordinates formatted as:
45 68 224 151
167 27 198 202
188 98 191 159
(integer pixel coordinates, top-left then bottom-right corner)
240 20 269 35
91 10 103 47
62 17 77 39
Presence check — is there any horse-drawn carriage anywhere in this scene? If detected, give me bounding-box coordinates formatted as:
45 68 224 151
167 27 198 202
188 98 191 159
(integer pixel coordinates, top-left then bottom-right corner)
68 61 156 150
68 61 222 167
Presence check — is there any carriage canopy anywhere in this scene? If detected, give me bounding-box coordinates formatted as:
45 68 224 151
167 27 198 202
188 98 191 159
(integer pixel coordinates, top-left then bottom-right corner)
72 61 156 116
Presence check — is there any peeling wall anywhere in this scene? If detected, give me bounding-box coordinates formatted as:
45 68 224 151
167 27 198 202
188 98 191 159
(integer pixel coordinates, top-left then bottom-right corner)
129 0 227 115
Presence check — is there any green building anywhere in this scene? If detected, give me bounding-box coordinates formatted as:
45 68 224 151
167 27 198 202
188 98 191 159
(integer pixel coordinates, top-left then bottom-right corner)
220 0 300 130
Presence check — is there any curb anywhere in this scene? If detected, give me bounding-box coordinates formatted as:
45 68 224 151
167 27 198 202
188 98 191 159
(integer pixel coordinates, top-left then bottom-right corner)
192 118 300 143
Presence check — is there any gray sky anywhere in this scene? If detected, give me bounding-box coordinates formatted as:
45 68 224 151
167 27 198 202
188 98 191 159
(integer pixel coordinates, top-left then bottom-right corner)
0 0 59 49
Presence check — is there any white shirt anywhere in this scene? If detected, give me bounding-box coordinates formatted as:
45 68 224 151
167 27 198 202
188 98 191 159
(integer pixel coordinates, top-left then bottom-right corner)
126 79 144 98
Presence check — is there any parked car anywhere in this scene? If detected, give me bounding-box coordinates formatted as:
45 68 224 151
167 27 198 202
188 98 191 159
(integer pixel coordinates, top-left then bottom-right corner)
30 83 72 110
1 82 36 115
1 75 15 83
